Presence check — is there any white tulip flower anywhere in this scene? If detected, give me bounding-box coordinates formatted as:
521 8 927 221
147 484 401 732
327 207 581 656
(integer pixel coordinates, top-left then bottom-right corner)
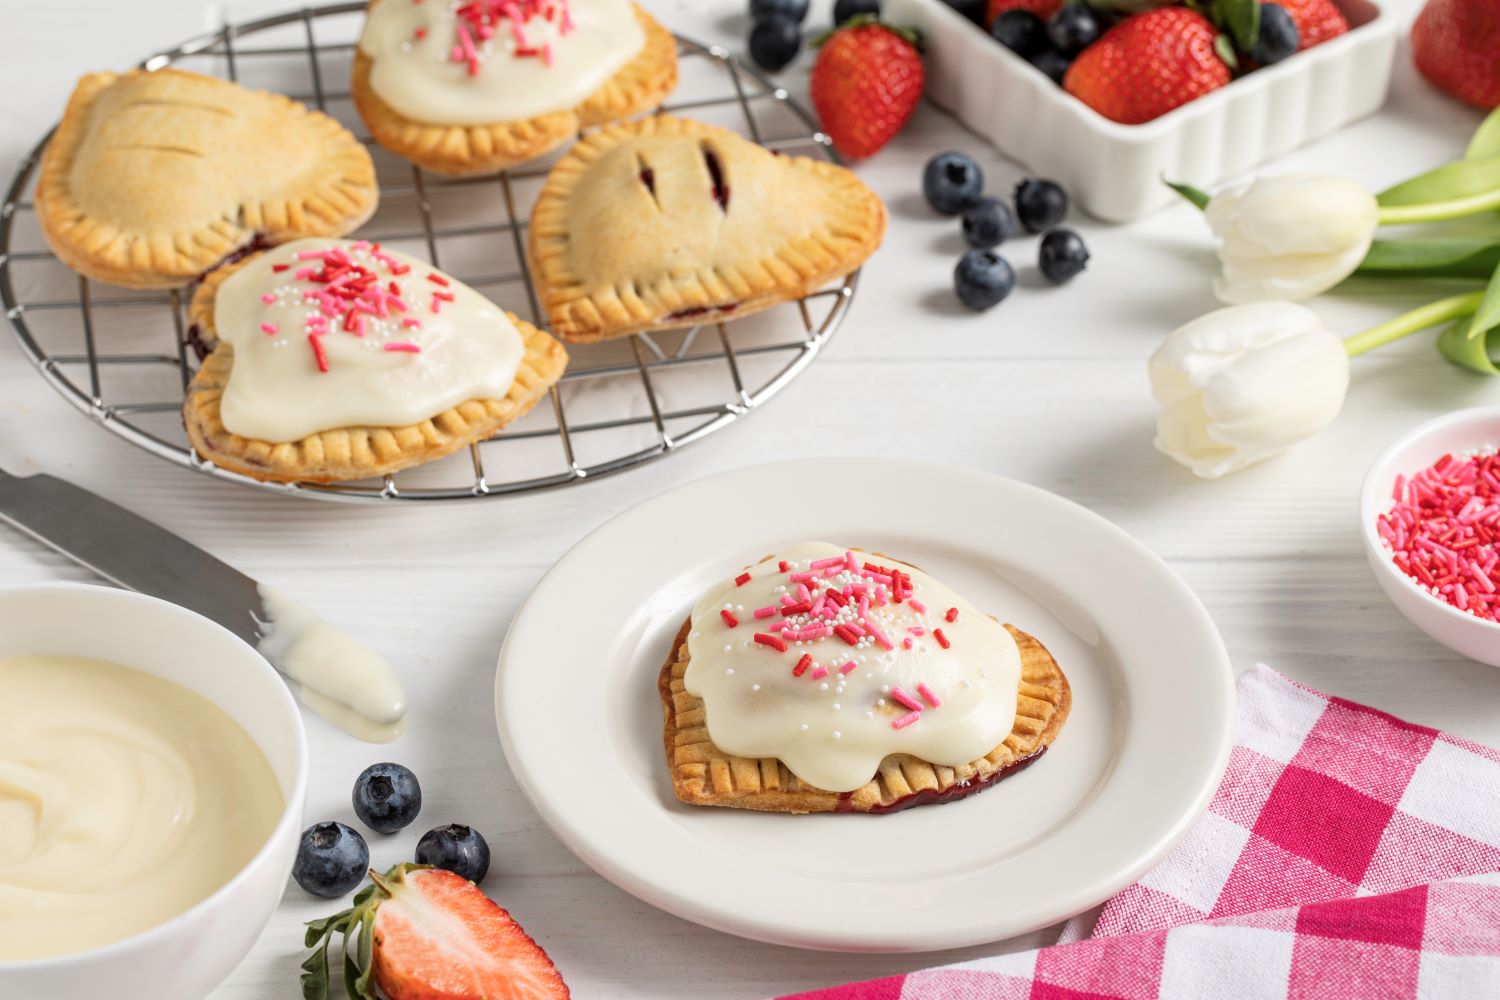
1149 302 1350 478
1205 175 1379 304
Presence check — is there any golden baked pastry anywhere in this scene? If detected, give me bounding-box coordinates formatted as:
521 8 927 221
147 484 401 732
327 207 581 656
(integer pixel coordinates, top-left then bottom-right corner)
36 69 377 289
183 241 568 484
528 115 887 343
658 545 1071 814
352 0 678 176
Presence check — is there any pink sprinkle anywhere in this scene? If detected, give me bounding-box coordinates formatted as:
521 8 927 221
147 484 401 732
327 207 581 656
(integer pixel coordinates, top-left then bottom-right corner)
260 322 279 334
844 551 859 572
901 637 914 650
383 342 421 353
810 556 845 570
838 661 857 675
865 622 894 651
890 687 923 713
917 682 942 708
260 292 276 304
891 710 921 730
797 584 812 604
909 598 927 614
401 317 422 329
753 606 777 619
907 626 926 636
810 666 829 680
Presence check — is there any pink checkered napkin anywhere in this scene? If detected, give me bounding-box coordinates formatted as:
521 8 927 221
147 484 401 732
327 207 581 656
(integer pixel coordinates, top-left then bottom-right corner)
780 665 1500 999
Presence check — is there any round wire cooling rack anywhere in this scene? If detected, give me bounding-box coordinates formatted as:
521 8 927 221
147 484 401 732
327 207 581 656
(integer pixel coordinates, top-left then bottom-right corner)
0 5 859 503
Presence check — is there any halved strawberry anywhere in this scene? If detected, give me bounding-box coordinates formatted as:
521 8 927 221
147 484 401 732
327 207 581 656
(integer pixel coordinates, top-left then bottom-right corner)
1277 0 1350 49
303 865 569 1000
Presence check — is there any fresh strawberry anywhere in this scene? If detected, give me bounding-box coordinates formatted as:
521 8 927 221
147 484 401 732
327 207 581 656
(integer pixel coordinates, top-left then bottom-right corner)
1411 0 1500 109
986 0 1063 24
303 865 568 1000
1062 9 1231 125
810 16 925 159
1276 0 1350 49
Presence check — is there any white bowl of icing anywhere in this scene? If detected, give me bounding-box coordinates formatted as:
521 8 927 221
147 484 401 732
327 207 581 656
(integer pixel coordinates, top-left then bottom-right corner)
0 583 308 1000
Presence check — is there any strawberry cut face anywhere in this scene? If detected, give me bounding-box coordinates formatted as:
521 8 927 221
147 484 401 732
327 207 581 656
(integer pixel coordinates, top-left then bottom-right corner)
373 869 569 1000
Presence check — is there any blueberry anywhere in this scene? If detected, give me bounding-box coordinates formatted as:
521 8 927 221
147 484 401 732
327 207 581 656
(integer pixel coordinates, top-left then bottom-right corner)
748 16 801 72
923 151 984 215
415 824 492 884
293 822 369 898
954 250 1016 311
352 762 423 835
940 0 987 23
1047 4 1101 55
1038 228 1090 283
991 10 1048 57
750 0 809 22
961 198 1018 248
1014 178 1069 232
1029 48 1073 85
833 0 881 24
1251 4 1299 64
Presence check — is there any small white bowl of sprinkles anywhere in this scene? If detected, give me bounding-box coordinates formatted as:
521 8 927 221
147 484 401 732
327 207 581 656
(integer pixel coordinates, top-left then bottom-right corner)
1362 407 1500 666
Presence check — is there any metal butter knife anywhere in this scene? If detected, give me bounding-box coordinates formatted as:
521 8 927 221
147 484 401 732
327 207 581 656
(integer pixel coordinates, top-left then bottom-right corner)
0 466 266 645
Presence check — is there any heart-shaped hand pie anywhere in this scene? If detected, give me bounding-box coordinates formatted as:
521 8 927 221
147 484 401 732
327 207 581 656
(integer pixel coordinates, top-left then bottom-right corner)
352 0 678 177
36 69 378 289
527 115 887 343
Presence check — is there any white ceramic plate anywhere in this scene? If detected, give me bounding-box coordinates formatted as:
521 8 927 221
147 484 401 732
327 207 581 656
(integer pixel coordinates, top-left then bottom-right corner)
495 459 1234 951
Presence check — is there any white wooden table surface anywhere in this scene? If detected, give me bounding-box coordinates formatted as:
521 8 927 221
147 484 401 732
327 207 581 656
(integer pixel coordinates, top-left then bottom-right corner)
4 1 1498 996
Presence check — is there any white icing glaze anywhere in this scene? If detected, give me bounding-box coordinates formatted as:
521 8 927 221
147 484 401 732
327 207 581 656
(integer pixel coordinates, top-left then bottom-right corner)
214 238 525 443
358 0 645 126
684 542 1022 794
0 654 283 959
257 587 409 744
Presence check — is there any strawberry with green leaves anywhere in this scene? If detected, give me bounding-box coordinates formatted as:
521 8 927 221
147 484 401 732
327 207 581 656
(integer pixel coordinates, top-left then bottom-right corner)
810 16 925 159
1063 7 1231 124
303 865 568 1000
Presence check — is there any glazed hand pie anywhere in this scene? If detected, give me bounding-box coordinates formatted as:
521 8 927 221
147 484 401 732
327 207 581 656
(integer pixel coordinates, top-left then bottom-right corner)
36 69 377 289
184 239 567 483
658 543 1071 814
528 115 887 343
353 0 678 176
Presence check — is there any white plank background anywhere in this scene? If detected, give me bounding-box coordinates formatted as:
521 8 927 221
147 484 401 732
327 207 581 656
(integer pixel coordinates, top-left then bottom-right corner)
4 0 1500 996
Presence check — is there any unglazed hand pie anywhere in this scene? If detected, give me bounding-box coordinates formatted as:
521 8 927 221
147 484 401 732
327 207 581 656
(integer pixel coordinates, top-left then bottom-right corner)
528 115 887 343
659 543 1071 814
353 0 678 176
184 239 567 483
36 69 377 289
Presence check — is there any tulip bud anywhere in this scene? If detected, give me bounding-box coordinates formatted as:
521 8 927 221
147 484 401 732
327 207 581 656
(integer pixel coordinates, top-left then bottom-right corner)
1205 175 1379 304
1149 302 1349 478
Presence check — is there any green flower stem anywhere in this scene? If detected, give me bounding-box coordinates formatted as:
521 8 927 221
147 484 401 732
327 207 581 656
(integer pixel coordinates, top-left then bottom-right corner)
1377 187 1500 225
1343 291 1485 357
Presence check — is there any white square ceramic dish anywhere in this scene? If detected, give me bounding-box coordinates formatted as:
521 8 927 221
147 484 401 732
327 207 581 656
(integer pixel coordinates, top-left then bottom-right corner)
888 0 1399 221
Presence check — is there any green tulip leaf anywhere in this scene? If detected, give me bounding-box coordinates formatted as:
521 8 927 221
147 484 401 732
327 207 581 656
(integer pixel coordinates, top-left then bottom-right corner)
1437 316 1500 374
1466 260 1500 341
1164 178 1212 210
1469 107 1500 161
1378 154 1500 207
1357 237 1500 278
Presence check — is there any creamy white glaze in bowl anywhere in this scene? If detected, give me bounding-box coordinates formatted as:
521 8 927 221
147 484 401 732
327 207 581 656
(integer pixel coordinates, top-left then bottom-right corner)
0 584 308 1000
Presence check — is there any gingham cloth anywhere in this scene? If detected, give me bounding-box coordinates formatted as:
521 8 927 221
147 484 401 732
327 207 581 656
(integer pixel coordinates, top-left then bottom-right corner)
782 665 1500 999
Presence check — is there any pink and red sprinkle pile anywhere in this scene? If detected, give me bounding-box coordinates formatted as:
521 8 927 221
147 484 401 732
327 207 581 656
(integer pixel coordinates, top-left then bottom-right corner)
726 552 952 731
439 0 575 75
1378 451 1500 623
264 243 449 374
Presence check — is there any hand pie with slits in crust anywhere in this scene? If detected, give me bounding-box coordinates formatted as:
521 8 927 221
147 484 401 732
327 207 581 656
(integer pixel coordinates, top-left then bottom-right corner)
352 0 678 177
528 115 887 343
658 545 1071 815
36 69 377 290
183 240 568 484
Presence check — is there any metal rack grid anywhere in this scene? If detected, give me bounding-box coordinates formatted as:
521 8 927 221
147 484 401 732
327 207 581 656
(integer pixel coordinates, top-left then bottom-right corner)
0 4 858 503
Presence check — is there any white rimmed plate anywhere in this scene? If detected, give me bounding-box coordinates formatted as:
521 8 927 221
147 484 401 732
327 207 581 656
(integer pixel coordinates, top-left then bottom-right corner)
495 459 1234 952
